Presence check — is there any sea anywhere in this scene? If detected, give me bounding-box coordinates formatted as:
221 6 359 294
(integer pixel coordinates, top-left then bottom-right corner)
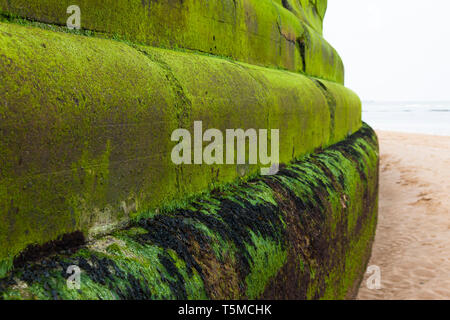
362 101 450 136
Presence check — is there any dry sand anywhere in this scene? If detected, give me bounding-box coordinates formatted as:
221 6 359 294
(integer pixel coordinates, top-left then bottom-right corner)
357 131 450 300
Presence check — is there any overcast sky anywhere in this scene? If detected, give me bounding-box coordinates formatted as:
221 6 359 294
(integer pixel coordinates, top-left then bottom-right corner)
324 0 450 102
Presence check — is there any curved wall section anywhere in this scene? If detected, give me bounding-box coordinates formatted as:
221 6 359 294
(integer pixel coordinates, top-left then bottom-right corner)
0 0 344 83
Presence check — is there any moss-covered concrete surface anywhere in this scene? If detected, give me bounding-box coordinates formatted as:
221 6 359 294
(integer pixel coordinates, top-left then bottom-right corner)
0 123 379 300
0 0 344 83
0 20 361 272
0 1 376 298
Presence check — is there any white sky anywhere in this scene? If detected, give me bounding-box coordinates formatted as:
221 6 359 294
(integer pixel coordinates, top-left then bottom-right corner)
324 0 450 101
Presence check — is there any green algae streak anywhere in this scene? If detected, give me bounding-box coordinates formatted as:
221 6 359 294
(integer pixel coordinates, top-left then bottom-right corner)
0 123 379 300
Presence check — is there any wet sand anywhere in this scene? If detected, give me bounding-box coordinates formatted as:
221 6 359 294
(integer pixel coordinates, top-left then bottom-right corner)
357 130 450 300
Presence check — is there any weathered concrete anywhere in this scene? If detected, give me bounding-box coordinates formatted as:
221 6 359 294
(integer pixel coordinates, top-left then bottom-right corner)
0 21 361 274
0 0 344 83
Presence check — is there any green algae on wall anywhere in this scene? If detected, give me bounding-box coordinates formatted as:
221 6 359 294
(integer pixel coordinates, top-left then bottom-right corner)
0 123 379 300
0 0 344 83
0 21 361 275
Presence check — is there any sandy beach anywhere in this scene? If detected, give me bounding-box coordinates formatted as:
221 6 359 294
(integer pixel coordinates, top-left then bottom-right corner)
357 130 450 300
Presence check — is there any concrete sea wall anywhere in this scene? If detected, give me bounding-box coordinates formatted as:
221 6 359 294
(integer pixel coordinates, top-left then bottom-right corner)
0 0 379 299
0 21 361 273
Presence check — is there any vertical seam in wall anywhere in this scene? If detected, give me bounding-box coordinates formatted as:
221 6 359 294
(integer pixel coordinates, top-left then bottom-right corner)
127 44 193 193
312 79 336 142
